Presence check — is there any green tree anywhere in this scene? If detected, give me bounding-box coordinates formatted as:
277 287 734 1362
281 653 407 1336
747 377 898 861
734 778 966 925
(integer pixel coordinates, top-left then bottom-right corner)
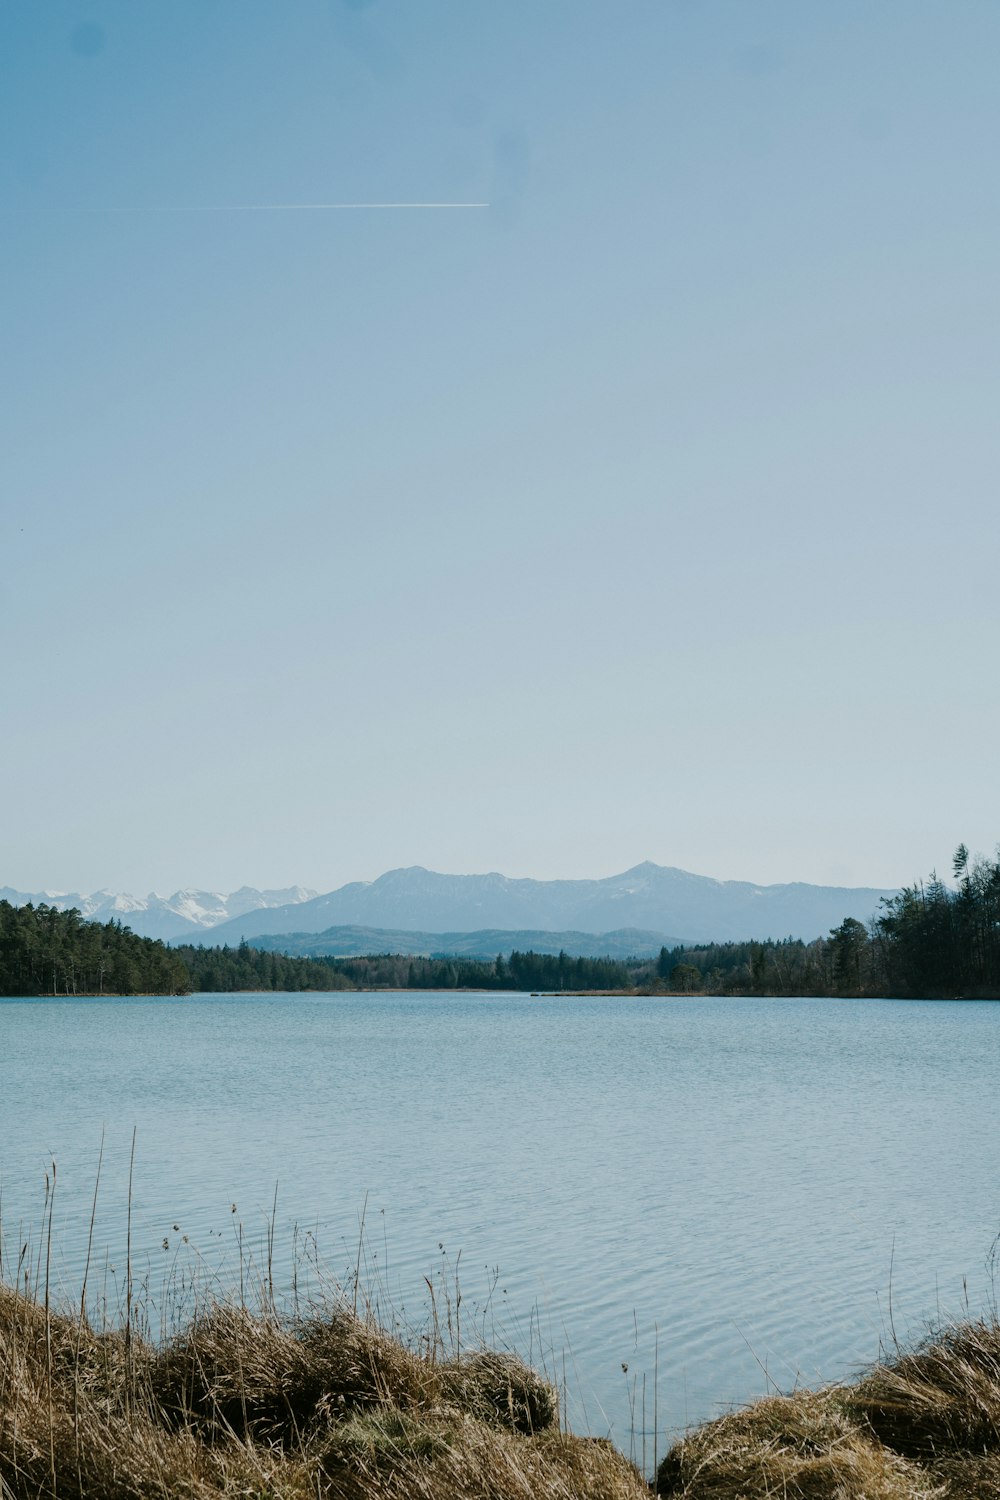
670 963 701 993
829 917 869 995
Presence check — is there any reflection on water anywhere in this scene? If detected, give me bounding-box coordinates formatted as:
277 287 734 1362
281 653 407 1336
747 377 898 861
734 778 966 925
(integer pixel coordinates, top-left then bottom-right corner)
2 991 999 1450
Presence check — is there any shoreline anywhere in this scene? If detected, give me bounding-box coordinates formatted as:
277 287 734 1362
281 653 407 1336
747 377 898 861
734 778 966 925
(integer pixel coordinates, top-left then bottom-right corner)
2 1272 997 1498
9 987 1000 1001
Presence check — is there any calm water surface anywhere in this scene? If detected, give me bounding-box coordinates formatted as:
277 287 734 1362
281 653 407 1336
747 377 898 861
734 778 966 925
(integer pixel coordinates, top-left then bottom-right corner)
2 991 999 1460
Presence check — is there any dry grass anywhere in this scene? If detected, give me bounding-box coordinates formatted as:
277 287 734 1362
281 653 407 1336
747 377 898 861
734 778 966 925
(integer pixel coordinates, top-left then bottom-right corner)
845 1320 1000 1458
9 1263 1000 1500
656 1321 1000 1499
0 1281 647 1499
654 1388 932 1500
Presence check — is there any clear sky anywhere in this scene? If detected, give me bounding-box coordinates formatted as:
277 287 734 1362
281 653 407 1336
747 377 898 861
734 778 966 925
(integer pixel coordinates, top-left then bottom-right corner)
3 0 998 896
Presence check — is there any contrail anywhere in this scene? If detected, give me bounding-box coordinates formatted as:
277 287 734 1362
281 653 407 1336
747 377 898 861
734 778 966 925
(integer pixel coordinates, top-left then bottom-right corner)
8 202 490 215
157 201 490 212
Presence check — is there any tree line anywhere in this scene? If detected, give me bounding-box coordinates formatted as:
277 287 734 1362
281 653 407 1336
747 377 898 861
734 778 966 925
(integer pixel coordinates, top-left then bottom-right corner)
175 943 642 994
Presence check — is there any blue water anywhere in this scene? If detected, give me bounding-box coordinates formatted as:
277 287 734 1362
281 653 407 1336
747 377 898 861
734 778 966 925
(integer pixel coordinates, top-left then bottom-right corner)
2 990 1000 1464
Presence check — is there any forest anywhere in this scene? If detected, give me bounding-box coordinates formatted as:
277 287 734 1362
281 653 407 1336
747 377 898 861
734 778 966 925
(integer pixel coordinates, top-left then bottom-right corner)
174 943 635 994
0 901 191 996
3 847 999 997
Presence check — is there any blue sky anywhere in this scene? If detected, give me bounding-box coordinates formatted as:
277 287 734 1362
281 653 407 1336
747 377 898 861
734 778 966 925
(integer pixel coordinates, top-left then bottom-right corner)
3 0 998 895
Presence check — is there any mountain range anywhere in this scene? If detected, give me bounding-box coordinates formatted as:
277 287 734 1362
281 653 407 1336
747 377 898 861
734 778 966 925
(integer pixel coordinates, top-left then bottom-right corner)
0 885 317 942
0 862 895 947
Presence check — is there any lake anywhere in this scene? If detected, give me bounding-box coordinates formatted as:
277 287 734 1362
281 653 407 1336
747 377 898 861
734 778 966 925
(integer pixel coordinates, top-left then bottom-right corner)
2 990 999 1467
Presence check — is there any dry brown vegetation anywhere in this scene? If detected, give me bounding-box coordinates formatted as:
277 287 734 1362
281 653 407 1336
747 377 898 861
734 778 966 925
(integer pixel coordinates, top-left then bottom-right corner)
7 1266 1000 1499
656 1320 1000 1499
0 1282 647 1499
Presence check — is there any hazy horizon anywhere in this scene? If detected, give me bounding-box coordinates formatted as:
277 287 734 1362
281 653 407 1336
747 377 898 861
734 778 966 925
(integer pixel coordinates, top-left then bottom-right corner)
1 852 909 902
5 2 998 896
0 843 974 901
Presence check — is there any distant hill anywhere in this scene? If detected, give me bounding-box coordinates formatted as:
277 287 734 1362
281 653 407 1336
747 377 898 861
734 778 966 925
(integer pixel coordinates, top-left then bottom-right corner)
243 925 683 960
203 862 896 946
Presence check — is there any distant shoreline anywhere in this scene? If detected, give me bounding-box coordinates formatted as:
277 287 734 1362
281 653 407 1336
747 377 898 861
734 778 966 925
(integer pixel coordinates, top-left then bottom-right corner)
12 988 1000 1001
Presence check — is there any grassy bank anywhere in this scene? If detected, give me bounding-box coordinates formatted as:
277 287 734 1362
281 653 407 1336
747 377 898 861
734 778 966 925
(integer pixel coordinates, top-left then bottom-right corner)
4 1280 1000 1498
0 1282 646 1499
656 1319 1000 1498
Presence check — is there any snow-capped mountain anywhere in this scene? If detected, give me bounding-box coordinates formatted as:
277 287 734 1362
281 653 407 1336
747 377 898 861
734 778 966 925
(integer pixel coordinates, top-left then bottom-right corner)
0 886 317 941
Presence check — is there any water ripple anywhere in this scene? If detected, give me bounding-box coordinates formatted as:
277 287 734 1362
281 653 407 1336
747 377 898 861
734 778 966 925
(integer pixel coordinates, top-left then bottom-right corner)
1 991 999 1448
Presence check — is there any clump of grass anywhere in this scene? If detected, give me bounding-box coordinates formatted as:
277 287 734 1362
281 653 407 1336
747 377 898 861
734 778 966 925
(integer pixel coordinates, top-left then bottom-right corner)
654 1388 928 1499
0 1280 647 1500
656 1320 1000 1499
845 1320 1000 1458
320 1415 648 1500
0 1283 288 1500
150 1304 320 1442
437 1348 559 1434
